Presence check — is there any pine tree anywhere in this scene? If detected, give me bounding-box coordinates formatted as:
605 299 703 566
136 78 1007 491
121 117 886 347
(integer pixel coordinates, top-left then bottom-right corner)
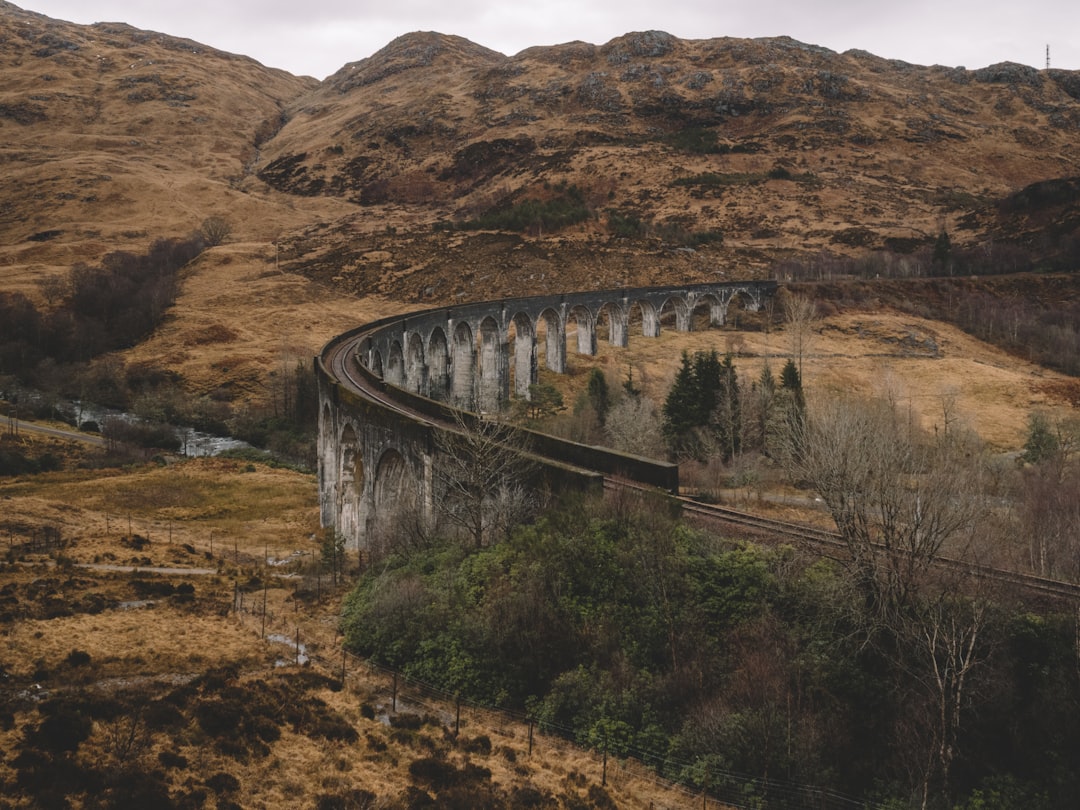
662 351 700 456
692 349 722 425
780 358 804 411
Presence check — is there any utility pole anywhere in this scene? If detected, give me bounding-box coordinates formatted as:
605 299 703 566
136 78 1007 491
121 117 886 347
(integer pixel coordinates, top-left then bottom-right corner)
1046 44 1051 70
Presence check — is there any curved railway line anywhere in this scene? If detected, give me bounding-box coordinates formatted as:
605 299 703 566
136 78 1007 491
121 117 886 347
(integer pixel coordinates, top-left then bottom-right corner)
325 327 1080 608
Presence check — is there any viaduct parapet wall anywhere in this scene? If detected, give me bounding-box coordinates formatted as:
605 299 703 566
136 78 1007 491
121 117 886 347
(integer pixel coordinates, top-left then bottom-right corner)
317 280 777 550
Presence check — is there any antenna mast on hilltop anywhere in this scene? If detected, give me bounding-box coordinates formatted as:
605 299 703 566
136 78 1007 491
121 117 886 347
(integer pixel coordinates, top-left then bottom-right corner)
1046 44 1051 70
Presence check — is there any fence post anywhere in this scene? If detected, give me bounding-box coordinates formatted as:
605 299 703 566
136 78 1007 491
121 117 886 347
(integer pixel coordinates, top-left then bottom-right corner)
455 695 461 737
392 672 398 713
528 719 534 757
341 649 347 687
295 627 300 666
602 737 608 787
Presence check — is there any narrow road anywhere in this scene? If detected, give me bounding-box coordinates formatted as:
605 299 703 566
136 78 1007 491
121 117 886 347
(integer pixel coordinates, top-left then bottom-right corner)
4 418 106 447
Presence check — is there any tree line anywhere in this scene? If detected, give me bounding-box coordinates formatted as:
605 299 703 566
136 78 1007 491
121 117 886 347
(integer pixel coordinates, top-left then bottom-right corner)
0 236 203 378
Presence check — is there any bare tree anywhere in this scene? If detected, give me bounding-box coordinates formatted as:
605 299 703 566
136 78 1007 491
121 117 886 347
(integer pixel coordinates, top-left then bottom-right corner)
434 410 537 549
788 395 987 622
781 291 818 378
604 395 666 459
199 215 232 247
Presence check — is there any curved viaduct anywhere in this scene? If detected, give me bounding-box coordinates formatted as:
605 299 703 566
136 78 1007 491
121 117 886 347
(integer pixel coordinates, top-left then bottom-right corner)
317 281 777 550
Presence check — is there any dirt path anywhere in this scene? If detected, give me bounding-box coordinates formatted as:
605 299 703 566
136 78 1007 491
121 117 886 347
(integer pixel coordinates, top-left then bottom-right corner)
5 418 106 447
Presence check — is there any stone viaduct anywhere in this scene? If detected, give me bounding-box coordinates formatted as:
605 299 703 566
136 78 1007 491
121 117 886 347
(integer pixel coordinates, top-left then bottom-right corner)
317 281 777 550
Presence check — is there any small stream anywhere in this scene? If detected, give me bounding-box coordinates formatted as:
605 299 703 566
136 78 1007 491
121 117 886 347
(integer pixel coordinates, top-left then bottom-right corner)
267 633 310 667
74 401 252 457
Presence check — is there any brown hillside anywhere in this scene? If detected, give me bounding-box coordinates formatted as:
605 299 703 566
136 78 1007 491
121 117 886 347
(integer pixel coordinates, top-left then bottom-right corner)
0 0 342 284
4 3 1080 304
1 3 1078 414
258 31 1080 294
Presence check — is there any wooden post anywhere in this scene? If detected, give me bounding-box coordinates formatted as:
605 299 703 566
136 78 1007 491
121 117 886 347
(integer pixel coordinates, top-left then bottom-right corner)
295 627 300 666
209 530 214 557
455 695 461 737
261 578 268 638
528 720 534 756
392 672 398 712
602 737 608 787
340 649 347 687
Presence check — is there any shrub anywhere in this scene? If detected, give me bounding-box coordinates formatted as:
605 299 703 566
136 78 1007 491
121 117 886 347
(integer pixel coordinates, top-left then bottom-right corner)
64 649 91 668
460 734 492 755
205 772 241 794
158 750 188 769
408 756 460 791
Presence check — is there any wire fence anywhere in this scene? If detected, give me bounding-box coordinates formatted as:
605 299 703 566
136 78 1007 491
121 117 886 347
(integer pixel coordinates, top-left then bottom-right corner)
231 589 880 810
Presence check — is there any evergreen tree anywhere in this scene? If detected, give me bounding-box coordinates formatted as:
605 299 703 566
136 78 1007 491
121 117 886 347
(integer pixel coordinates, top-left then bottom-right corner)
662 351 700 457
775 358 807 462
692 349 722 425
1022 411 1059 465
780 358 805 412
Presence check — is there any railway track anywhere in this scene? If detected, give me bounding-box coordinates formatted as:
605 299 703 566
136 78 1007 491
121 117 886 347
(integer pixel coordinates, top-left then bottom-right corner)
326 330 1080 607
669 487 1080 604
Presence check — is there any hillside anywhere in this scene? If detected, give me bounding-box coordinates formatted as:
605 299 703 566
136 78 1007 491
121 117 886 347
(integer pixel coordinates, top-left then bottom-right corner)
3 2 1080 308
1 1 1078 437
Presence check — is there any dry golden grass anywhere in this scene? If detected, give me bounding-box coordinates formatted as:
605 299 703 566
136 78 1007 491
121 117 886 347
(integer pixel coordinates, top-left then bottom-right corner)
0 450 710 808
559 308 1076 452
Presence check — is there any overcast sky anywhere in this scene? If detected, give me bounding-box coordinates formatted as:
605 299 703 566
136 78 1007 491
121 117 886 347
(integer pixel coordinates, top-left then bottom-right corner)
17 0 1080 80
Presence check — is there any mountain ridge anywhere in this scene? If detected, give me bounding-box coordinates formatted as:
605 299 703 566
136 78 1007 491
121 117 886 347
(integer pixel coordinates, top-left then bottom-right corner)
2 2 1078 304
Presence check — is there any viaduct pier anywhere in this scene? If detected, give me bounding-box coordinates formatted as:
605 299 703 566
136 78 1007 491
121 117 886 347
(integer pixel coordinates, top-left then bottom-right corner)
316 281 777 549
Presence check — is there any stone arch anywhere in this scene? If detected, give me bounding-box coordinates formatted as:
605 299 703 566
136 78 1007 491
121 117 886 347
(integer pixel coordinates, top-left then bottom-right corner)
538 308 565 372
659 296 692 332
631 299 660 338
372 448 410 518
337 422 364 545
690 293 725 330
510 311 537 398
451 321 475 409
478 315 506 412
428 326 450 401
405 332 426 395
568 305 596 356
385 340 405 387
599 301 629 347
724 289 753 328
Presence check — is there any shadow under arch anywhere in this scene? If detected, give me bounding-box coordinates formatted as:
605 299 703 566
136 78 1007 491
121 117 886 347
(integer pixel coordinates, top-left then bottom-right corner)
509 311 536 398
337 422 364 544
428 326 450 401
452 321 475 410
